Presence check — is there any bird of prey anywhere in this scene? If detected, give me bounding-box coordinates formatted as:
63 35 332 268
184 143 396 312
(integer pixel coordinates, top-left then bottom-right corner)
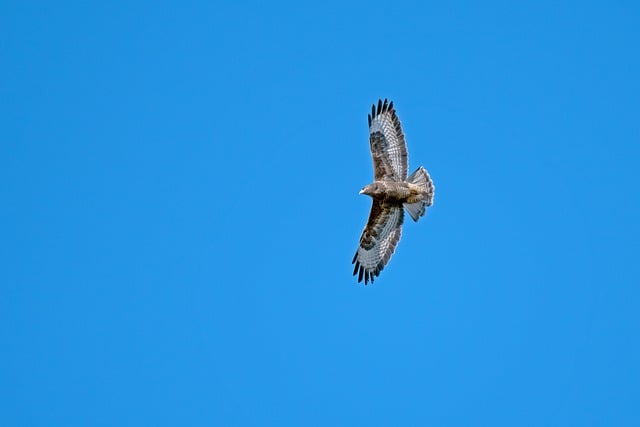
352 99 435 285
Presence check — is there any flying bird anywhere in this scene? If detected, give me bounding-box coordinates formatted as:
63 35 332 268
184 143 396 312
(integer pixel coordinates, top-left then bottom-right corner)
352 99 435 284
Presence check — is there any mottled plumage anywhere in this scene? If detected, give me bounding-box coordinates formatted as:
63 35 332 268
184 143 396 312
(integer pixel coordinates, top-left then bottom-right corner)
353 99 435 285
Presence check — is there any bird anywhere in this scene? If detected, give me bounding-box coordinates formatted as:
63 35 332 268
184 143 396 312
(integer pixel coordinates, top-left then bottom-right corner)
352 99 435 285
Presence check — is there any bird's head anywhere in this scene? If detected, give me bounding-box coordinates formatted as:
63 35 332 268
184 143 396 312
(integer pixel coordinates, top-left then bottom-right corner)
359 183 379 197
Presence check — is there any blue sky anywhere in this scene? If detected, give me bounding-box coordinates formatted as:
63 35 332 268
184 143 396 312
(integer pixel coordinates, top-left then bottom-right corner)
2 1 639 425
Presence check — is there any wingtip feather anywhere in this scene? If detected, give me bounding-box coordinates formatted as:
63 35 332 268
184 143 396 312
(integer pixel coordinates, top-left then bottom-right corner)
369 98 396 122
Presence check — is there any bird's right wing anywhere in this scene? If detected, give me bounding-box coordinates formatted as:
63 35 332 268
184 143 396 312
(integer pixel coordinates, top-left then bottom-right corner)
352 201 404 285
368 99 408 181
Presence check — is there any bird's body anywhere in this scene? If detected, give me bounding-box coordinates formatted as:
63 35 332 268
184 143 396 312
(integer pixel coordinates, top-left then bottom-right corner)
352 99 435 285
360 181 428 204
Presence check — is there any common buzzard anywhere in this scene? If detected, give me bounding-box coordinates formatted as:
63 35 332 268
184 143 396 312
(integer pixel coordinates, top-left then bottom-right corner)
352 99 435 284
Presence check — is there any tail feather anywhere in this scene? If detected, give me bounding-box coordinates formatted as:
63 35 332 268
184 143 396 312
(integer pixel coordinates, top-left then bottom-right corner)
404 166 435 222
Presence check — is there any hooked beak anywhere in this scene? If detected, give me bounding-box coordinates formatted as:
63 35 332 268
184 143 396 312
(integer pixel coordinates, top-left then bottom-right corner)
359 188 365 194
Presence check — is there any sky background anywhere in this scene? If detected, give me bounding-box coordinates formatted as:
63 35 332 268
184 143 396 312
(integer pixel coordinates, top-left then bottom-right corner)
2 1 639 426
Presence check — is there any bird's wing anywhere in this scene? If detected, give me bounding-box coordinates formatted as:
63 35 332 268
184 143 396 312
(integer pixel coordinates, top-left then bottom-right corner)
368 99 408 181
352 201 404 284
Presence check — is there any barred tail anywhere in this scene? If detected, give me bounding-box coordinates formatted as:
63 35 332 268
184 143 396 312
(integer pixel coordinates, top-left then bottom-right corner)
403 166 435 222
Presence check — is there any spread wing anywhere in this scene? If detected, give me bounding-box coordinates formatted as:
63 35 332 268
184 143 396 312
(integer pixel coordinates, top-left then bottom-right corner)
368 99 408 181
352 201 404 285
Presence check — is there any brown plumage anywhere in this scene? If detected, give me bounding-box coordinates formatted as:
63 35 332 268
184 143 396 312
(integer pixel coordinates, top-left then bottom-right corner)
352 99 435 285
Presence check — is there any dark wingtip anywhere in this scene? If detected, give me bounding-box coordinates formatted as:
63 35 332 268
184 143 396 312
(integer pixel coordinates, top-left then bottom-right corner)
370 99 394 119
358 265 364 282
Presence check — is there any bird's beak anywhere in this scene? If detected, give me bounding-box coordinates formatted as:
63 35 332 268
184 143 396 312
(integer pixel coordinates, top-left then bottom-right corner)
359 189 365 194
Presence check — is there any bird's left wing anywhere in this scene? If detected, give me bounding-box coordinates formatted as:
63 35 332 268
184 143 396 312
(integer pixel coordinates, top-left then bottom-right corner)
368 99 408 181
352 201 404 285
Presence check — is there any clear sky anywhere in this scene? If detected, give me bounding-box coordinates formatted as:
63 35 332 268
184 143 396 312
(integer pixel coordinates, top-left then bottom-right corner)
2 1 639 426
